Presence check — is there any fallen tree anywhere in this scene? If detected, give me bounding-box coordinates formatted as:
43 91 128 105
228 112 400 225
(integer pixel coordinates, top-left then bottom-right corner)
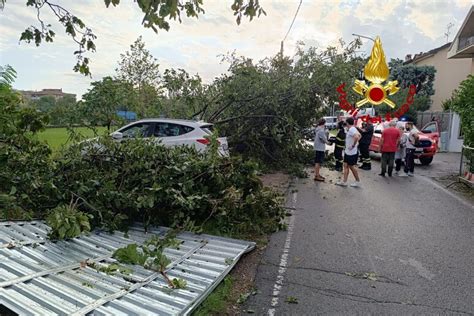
0 66 284 237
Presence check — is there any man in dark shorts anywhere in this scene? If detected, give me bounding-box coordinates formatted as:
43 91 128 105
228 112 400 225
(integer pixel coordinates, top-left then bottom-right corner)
336 117 361 187
313 119 330 181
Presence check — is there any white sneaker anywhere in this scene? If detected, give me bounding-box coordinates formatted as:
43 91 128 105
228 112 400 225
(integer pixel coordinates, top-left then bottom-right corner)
408 172 414 177
399 173 408 177
335 181 348 187
350 182 361 188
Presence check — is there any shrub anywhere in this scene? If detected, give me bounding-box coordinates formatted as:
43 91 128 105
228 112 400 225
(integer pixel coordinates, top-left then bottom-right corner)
49 137 285 236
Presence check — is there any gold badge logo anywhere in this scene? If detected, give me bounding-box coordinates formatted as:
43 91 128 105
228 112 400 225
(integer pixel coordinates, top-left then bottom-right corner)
352 36 399 108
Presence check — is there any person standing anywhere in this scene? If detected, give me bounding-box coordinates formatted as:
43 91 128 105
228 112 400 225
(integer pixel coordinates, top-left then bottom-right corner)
378 120 401 177
357 121 374 170
334 121 346 172
395 123 408 175
336 117 361 187
403 121 419 177
313 119 331 182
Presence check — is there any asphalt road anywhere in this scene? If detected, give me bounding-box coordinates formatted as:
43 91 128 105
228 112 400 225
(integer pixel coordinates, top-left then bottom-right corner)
244 158 474 315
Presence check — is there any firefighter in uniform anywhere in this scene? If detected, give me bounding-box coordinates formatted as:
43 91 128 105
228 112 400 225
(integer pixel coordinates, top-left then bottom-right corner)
333 121 346 172
357 121 374 170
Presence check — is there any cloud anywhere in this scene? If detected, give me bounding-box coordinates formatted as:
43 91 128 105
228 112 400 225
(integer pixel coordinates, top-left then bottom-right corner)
1 0 473 98
354 0 404 23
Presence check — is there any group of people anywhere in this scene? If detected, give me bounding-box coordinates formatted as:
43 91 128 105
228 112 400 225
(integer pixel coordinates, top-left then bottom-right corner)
313 116 419 187
379 119 419 177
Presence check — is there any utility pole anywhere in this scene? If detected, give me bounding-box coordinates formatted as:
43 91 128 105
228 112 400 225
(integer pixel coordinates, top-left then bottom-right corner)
280 0 301 58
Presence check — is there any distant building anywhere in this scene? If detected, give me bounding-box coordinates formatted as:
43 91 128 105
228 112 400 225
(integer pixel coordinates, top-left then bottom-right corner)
18 88 76 101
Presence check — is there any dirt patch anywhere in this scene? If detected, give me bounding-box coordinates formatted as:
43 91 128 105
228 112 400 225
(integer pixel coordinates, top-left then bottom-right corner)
223 172 291 315
259 172 292 194
434 174 474 204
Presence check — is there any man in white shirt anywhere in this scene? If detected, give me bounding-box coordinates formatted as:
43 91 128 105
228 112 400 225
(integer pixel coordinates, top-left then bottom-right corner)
336 117 362 187
403 121 419 177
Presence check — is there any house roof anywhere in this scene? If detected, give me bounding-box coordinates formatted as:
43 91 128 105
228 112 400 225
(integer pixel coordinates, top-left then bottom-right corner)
448 5 474 52
407 42 452 64
0 221 255 315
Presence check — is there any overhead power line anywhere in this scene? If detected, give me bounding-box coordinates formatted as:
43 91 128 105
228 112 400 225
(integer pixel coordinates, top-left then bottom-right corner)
282 0 303 43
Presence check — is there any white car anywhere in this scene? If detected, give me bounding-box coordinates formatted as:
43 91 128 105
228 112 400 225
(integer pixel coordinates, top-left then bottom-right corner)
110 119 229 156
323 116 338 129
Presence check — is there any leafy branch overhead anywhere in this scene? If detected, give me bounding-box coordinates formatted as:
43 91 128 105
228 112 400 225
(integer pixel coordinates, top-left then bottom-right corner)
10 0 266 75
20 0 97 76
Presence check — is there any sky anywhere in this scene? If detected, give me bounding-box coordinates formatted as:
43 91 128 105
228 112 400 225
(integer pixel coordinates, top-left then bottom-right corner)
1 0 473 99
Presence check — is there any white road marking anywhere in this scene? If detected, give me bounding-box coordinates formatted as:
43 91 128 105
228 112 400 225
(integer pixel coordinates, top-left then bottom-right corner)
267 191 297 316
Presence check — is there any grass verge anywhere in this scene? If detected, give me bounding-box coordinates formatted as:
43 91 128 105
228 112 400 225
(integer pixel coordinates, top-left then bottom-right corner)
192 276 234 316
37 126 109 150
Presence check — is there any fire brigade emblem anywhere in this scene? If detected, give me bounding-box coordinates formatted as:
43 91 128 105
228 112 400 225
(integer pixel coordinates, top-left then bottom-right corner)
352 36 399 108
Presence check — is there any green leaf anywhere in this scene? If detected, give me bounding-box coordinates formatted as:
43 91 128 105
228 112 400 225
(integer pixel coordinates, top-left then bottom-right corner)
113 244 147 265
285 296 298 304
171 278 187 289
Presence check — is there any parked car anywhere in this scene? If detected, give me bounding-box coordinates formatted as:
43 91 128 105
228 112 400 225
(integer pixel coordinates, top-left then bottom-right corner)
369 121 439 165
109 119 229 156
323 116 338 129
302 127 316 141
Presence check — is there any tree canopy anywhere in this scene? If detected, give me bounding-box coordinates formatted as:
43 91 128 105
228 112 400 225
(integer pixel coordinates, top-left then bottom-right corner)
444 75 474 147
82 77 136 130
116 36 161 116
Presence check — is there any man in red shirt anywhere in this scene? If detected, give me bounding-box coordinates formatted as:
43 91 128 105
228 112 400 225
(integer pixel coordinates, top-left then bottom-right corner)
378 120 401 177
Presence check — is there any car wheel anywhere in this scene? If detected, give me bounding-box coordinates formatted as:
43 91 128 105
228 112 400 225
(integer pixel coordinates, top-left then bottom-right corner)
419 156 433 165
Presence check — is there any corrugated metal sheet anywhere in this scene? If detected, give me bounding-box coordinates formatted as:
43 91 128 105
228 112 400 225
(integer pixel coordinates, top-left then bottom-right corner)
0 221 255 315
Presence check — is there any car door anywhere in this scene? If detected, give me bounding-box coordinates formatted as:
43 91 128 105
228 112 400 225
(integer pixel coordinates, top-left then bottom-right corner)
420 121 440 148
151 122 195 148
117 122 153 140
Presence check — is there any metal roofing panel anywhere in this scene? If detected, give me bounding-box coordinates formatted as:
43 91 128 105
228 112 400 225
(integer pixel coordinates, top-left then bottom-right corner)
0 221 255 315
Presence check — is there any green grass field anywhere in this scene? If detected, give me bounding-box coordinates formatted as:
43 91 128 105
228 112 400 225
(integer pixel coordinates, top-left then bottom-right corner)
37 127 110 150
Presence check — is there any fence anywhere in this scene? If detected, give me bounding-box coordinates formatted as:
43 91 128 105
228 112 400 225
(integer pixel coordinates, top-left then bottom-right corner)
417 111 453 134
459 145 474 187
417 111 455 152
